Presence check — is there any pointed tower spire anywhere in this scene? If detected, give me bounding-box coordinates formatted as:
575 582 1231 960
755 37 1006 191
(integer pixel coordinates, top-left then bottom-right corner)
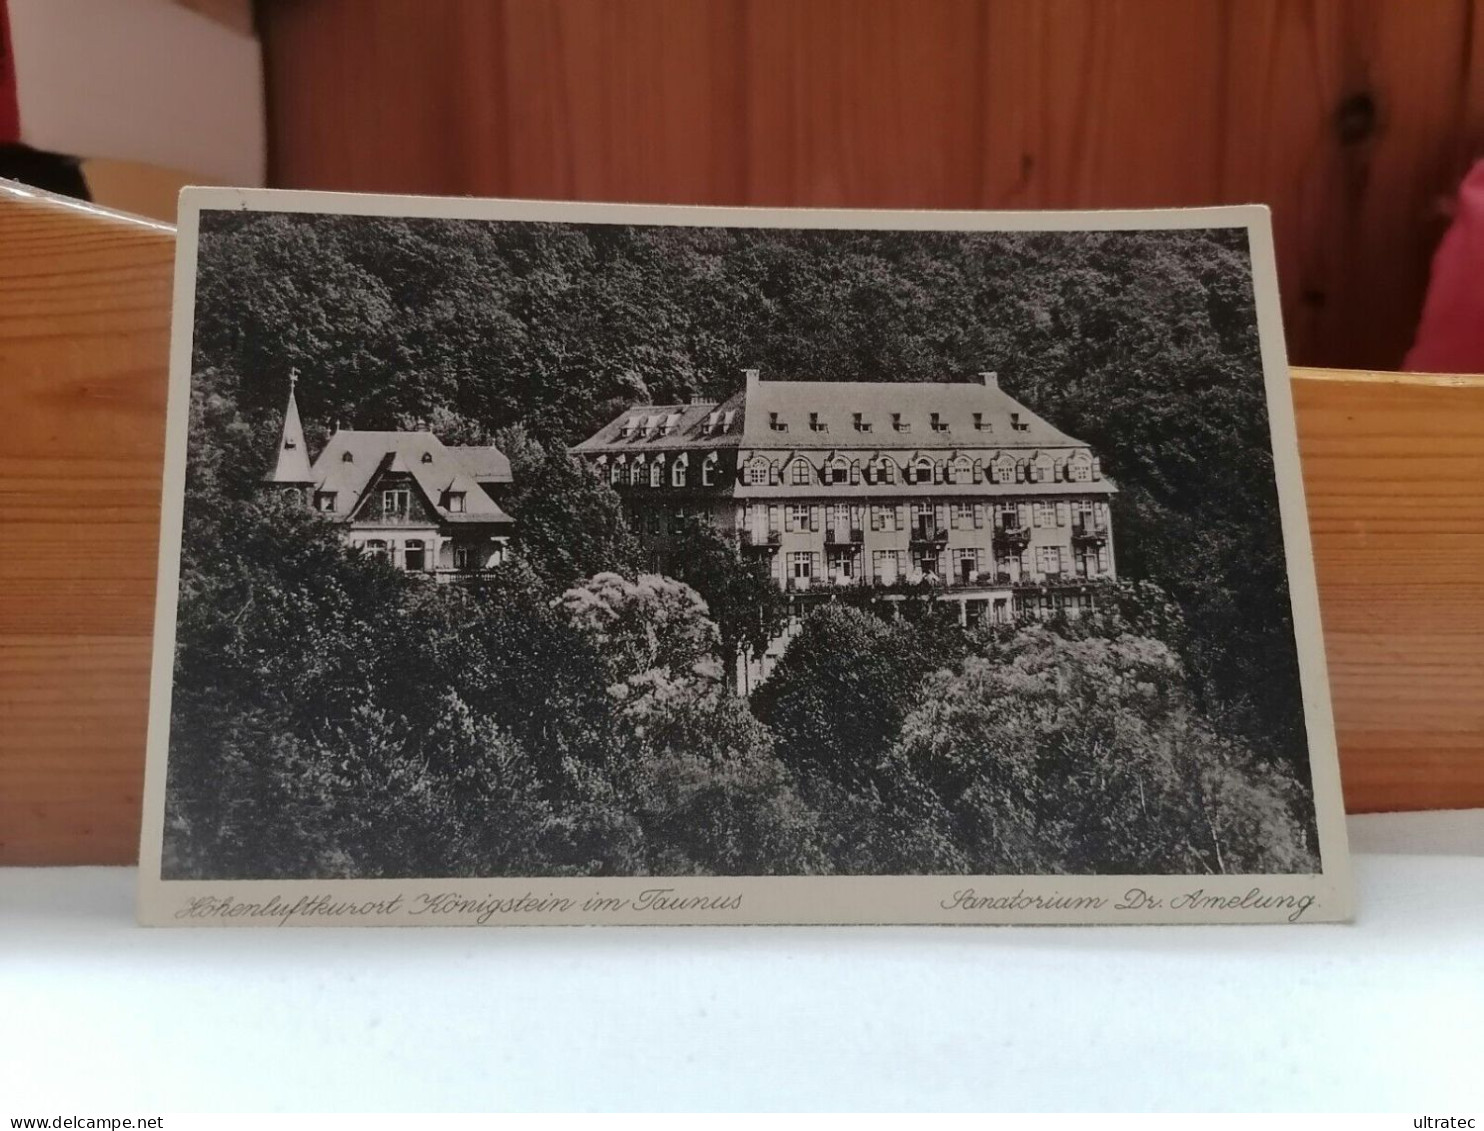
265 368 314 484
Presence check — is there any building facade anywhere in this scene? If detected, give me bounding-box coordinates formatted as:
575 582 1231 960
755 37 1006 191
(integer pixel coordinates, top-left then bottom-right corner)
264 377 515 576
571 370 1116 666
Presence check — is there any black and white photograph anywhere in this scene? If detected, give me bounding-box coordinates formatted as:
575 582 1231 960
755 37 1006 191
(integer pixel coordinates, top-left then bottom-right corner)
138 192 1350 925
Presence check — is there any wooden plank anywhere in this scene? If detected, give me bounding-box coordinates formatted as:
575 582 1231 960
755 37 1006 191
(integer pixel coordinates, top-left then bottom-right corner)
0 185 171 866
2 182 1482 866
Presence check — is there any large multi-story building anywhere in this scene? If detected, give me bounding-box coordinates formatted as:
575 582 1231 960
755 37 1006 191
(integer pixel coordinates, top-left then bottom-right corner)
571 370 1116 636
264 376 515 576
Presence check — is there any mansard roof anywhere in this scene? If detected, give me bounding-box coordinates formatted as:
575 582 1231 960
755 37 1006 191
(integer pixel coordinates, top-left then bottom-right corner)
739 375 1080 449
309 430 514 525
570 391 747 455
570 373 1087 459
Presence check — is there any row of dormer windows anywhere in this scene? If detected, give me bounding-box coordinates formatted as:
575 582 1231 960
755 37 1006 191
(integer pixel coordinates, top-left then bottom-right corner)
770 411 1020 434
617 409 738 440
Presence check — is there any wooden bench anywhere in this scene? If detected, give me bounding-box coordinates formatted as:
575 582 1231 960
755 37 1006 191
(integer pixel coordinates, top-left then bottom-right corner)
3 182 1481 865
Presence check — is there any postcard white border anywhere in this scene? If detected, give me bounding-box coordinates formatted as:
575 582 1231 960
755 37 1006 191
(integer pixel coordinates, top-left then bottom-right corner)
138 189 1353 926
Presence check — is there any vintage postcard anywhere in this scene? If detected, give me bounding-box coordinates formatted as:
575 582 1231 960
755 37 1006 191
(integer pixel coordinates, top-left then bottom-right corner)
138 190 1352 926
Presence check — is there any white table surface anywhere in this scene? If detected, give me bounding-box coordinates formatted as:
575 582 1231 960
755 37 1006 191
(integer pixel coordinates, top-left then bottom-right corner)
3 811 1481 1113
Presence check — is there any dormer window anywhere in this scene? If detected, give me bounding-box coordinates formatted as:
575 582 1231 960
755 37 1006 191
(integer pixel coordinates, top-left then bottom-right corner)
341 451 354 462
930 413 948 432
770 412 788 433
809 412 827 433
973 412 990 431
892 413 910 433
853 412 872 433
829 459 849 485
662 412 681 436
421 452 434 463
314 491 336 512
446 491 466 513
746 462 768 486
284 438 298 450
721 410 737 433
791 460 812 485
704 412 720 435
620 417 637 439
1011 412 1029 432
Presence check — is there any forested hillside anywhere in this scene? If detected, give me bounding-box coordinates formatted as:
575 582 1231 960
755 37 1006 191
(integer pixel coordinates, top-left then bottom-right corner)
163 211 1317 880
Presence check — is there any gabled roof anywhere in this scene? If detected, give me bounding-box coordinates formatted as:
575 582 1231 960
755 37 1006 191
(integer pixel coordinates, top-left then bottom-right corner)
309 430 514 525
447 445 512 482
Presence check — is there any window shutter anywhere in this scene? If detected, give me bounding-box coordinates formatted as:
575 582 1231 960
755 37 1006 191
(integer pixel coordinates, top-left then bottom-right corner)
974 503 984 528
769 463 780 486
1056 502 1069 526
769 505 781 533
810 505 823 531
1018 503 1031 528
896 504 907 530
936 503 948 530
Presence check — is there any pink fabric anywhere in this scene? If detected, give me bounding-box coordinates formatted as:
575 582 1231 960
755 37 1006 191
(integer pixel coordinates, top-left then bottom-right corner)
1405 160 1484 374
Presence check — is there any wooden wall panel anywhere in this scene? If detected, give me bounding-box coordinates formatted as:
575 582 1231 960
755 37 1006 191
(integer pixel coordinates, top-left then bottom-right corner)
1 184 1483 863
261 0 1484 372
0 188 172 866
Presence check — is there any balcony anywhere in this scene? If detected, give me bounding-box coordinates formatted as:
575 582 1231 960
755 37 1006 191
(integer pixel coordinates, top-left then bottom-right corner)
739 529 781 550
1072 520 1108 545
993 523 1031 548
909 524 948 544
825 526 865 545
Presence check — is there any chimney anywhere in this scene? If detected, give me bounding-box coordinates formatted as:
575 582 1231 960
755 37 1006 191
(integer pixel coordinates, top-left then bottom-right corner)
744 367 761 393
980 370 999 390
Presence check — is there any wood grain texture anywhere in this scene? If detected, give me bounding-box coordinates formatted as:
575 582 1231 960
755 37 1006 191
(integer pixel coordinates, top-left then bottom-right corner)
1 183 1482 866
0 185 172 866
260 0 1484 371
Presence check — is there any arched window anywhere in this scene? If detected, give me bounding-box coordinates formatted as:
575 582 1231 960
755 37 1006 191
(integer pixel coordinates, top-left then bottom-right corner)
912 457 935 485
791 459 812 486
671 459 687 487
610 460 623 485
878 459 896 484
649 461 663 487
746 461 769 486
828 457 849 484
702 453 719 486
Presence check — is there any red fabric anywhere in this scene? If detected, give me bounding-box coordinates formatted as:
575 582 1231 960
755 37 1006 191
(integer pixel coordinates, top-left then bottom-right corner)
1405 160 1484 374
0 1 21 144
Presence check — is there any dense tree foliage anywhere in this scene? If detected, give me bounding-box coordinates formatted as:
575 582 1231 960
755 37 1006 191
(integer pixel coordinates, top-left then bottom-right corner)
162 212 1320 879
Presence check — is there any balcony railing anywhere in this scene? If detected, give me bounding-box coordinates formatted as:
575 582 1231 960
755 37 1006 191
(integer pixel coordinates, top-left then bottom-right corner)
909 524 948 544
1072 520 1108 544
825 527 865 544
993 524 1031 547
